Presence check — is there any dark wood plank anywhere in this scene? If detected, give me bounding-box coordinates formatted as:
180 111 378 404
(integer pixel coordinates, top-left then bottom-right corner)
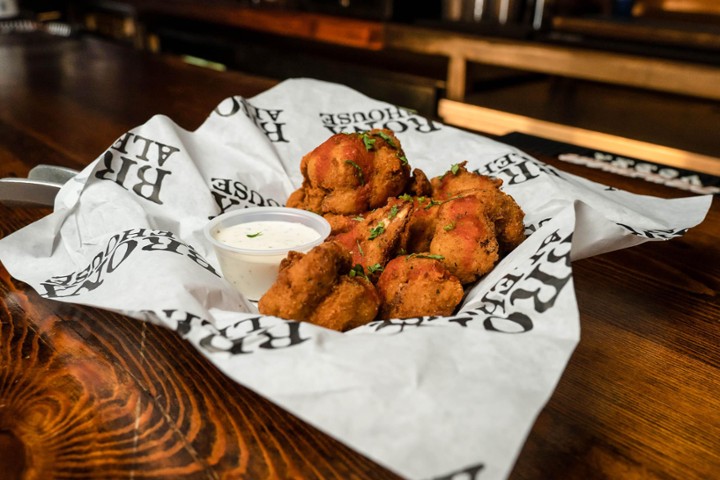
0 33 276 178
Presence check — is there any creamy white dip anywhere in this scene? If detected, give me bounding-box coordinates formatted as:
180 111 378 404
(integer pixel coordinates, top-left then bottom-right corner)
215 220 321 251
212 220 323 300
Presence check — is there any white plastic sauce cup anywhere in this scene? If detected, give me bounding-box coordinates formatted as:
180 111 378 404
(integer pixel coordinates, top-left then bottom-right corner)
204 207 331 301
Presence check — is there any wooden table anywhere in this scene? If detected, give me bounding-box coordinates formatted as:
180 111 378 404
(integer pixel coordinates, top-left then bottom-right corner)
1 33 719 479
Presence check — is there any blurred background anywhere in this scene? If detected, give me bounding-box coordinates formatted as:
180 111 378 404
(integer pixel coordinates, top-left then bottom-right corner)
4 0 720 162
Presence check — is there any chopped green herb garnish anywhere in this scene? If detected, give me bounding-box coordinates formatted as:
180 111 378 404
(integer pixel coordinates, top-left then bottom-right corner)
349 264 366 279
443 222 456 232
417 196 426 204
372 131 397 149
441 195 461 204
367 263 384 274
388 204 399 219
439 163 462 180
360 133 376 151
356 239 364 257
246 232 262 238
398 193 413 202
397 152 408 165
369 223 385 240
407 253 445 261
352 215 364 221
424 199 442 210
345 160 365 185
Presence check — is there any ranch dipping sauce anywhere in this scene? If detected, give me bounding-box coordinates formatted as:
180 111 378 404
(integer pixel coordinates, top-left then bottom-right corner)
204 207 331 301
215 221 322 251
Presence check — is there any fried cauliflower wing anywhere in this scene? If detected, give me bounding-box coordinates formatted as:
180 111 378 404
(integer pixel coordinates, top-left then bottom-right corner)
430 196 500 284
311 276 380 331
377 255 464 319
258 241 379 331
258 241 349 321
432 162 525 254
286 129 411 216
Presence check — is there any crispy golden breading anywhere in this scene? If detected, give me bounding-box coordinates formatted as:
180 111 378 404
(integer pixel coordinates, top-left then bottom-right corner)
377 255 464 319
408 168 433 197
331 199 412 279
431 162 525 254
431 161 502 200
286 129 411 215
493 190 526 254
323 213 359 236
310 276 380 331
258 241 380 331
430 196 499 284
258 241 351 321
399 195 442 254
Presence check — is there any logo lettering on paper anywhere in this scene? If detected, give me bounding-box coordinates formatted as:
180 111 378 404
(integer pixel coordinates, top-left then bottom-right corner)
39 229 218 298
456 229 573 333
319 106 441 135
615 223 688 240
144 310 309 354
478 152 561 186
208 177 283 218
560 152 720 195
198 315 309 354
95 132 181 205
215 96 288 143
148 309 310 354
524 217 551 237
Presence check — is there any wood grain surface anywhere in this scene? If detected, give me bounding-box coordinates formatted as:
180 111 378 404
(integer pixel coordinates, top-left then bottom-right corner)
0 33 276 178
1 32 719 479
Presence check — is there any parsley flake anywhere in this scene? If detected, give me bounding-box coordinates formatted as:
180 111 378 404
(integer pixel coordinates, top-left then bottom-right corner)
443 222 456 231
352 215 364 221
369 223 385 240
388 204 399 219
360 133 376 151
246 232 262 238
397 152 408 165
372 131 397 149
367 263 384 274
345 160 365 185
349 264 367 279
407 253 445 261
425 199 442 210
398 193 413 202
451 163 460 175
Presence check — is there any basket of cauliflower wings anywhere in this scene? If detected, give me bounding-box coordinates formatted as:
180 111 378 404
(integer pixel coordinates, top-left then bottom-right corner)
258 129 526 331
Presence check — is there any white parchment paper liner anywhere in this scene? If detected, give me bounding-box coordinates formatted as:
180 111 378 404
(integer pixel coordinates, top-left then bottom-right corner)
0 79 712 480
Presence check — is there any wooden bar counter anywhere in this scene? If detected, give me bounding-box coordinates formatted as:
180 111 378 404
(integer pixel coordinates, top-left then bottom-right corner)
1 32 719 479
